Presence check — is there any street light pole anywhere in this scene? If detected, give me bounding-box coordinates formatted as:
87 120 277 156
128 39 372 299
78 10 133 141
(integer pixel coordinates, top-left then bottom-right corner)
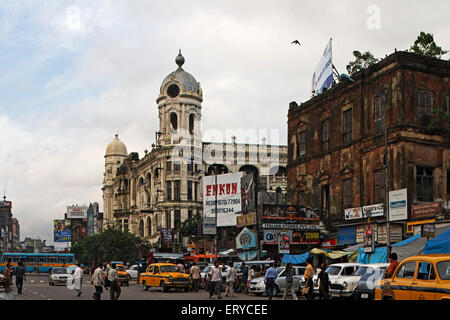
214 168 218 261
384 102 391 260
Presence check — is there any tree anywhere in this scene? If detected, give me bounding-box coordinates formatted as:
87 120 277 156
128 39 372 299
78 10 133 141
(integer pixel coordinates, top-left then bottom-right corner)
346 51 380 76
410 32 448 59
180 213 202 240
71 227 151 265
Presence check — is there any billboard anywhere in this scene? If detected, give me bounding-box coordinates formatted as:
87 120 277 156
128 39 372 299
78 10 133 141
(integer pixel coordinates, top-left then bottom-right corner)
389 189 408 221
236 227 256 250
241 173 256 212
411 202 442 220
53 219 71 243
160 228 174 243
67 206 88 219
203 172 243 227
337 225 356 245
344 207 363 220
312 39 333 95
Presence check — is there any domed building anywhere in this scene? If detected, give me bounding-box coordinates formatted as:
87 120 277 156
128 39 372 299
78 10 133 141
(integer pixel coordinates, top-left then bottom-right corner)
102 51 287 251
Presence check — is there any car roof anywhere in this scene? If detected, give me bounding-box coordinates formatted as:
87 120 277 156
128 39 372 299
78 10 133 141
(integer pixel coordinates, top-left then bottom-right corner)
402 254 450 263
150 263 177 266
329 263 363 267
362 263 390 268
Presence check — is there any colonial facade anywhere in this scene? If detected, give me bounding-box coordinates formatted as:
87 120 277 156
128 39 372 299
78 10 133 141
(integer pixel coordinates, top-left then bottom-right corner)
102 52 287 249
287 51 450 247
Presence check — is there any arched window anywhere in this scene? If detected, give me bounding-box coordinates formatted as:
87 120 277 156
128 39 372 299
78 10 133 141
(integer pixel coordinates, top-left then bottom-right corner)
207 164 229 175
189 114 195 135
170 112 178 131
147 217 152 236
139 177 144 187
239 165 259 176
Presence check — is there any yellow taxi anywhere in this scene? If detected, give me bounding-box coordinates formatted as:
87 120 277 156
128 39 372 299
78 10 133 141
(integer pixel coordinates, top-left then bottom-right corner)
375 254 450 300
139 263 190 292
103 263 130 286
115 264 131 286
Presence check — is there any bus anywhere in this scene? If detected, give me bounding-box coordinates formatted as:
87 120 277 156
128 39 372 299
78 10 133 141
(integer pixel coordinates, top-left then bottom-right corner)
0 253 76 273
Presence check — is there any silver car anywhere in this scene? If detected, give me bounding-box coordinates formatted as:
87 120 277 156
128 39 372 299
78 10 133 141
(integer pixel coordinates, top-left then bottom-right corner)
249 266 305 296
49 267 70 286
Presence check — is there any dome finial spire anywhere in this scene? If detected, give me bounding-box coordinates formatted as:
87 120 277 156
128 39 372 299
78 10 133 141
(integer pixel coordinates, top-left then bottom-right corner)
176 49 185 68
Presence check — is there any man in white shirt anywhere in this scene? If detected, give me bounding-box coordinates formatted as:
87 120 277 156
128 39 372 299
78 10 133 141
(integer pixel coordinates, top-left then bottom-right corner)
108 263 121 300
225 262 237 297
91 263 105 300
208 261 223 299
73 264 84 297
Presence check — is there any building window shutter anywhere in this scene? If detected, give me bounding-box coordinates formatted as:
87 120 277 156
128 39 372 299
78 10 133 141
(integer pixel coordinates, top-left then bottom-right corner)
322 119 330 151
374 170 385 204
418 90 433 126
342 178 353 209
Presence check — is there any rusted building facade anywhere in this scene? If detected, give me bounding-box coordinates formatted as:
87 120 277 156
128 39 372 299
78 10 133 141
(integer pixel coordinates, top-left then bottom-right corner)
287 51 450 248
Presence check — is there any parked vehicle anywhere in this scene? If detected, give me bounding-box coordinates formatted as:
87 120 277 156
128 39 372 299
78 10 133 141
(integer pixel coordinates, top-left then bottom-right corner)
48 267 71 286
354 263 389 300
375 254 450 300
300 263 363 298
139 263 190 292
248 266 304 296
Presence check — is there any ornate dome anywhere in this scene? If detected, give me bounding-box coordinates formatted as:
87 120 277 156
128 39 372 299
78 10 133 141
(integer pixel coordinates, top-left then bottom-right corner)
106 134 127 156
160 50 200 95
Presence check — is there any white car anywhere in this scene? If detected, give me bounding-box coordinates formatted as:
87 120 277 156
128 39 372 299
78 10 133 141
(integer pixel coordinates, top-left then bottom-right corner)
49 267 71 286
318 263 364 298
354 263 390 300
249 266 305 296
127 265 139 279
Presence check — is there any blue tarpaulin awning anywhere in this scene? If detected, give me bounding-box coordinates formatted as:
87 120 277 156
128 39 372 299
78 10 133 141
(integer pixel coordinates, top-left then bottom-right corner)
391 233 421 247
282 253 310 265
423 229 450 254
356 247 388 264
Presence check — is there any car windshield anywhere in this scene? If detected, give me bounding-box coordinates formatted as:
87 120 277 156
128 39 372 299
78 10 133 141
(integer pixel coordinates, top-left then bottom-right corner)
160 265 181 273
326 266 342 276
436 260 450 280
203 266 212 273
116 266 126 272
354 266 369 276
52 268 67 274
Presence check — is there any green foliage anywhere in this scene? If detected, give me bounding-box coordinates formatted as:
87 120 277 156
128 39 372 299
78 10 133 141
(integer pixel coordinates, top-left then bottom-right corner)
410 32 448 59
180 212 202 239
426 108 450 134
71 227 150 265
346 51 380 76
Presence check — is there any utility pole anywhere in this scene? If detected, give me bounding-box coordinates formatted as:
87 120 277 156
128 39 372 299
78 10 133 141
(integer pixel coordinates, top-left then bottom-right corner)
214 168 218 261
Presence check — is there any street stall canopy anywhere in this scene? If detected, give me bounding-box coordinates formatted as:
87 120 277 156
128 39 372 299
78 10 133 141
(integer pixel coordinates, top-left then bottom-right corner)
282 252 310 265
309 248 354 260
356 247 388 264
422 228 450 254
391 225 450 261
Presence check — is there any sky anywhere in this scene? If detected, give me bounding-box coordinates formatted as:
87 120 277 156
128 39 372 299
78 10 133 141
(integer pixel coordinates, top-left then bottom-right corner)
0 0 449 244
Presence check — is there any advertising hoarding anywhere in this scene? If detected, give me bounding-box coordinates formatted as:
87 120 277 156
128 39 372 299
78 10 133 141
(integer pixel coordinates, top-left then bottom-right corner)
236 227 256 250
389 189 408 221
67 206 88 219
411 202 442 220
53 219 72 243
278 232 290 254
203 172 243 227
312 39 333 95
262 205 320 230
160 228 174 243
362 203 384 218
241 173 256 212
344 207 363 220
202 217 216 235
337 225 356 245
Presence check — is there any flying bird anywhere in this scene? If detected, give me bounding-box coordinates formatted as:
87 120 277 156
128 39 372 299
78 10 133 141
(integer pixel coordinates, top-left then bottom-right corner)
291 40 301 46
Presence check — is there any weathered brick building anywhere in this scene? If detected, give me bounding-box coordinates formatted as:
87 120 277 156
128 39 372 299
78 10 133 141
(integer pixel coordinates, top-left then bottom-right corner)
287 51 450 248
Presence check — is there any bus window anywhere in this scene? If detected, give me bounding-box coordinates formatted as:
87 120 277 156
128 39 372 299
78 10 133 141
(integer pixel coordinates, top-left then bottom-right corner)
12 256 20 262
58 257 67 264
38 256 47 263
26 256 36 263
48 257 56 263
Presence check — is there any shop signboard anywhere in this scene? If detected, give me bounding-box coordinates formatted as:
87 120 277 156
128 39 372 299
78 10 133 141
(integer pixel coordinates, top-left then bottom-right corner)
412 202 442 220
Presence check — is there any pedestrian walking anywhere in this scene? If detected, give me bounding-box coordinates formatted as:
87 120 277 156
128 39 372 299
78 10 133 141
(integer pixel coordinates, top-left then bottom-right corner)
225 262 237 297
303 258 315 300
317 262 330 300
108 263 121 300
189 262 201 292
208 261 223 299
15 261 26 295
91 263 105 300
2 263 13 293
73 263 84 297
240 263 249 294
264 262 278 300
282 263 298 300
